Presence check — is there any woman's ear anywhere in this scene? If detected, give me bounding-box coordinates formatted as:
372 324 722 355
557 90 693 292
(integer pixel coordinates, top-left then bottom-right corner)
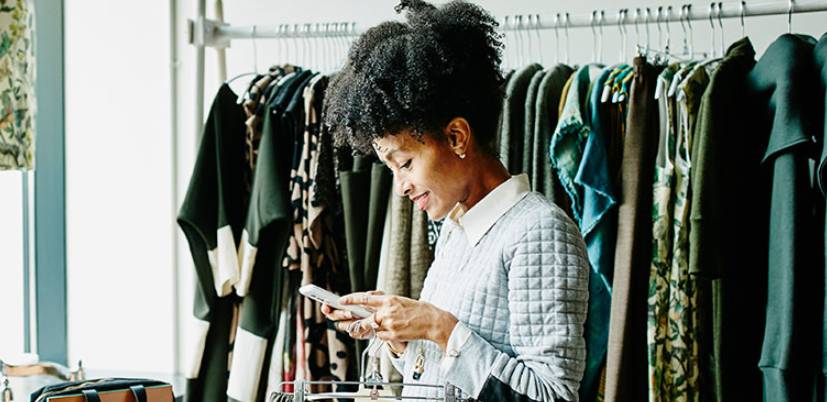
443 117 472 159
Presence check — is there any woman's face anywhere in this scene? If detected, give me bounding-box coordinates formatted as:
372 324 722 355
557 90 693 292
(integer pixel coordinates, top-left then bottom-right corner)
373 130 466 221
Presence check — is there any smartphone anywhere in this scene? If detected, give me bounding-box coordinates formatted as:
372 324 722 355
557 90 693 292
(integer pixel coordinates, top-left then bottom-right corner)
298 284 373 319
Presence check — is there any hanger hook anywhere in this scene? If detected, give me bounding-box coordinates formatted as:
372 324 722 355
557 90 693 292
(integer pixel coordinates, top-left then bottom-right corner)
656 6 664 51
622 9 629 61
565 12 571 65
599 10 605 62
634 8 641 50
534 14 543 64
251 25 258 71
788 0 794 33
739 1 746 37
554 13 561 62
679 5 688 54
717 2 725 54
645 7 651 54
617 9 624 62
665 5 673 53
686 4 694 56
709 3 717 57
591 10 597 62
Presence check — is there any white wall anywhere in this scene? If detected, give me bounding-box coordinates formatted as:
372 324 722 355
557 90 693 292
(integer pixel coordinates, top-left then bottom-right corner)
64 0 175 373
0 172 25 358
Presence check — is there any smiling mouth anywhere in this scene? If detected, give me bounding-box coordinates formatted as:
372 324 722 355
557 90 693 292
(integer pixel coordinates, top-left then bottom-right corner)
411 192 430 211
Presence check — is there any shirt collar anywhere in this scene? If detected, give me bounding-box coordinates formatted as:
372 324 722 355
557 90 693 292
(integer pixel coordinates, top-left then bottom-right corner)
448 174 531 246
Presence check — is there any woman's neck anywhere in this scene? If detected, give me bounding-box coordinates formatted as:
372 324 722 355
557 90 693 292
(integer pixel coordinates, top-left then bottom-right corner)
459 155 511 212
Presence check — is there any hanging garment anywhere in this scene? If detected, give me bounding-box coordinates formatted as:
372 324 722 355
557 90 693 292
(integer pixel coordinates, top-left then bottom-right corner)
178 84 249 402
605 57 662 402
815 33 827 402
383 195 412 298
688 37 758 402
550 64 604 223
283 72 321 271
227 71 315 402
243 66 294 173
746 34 822 402
648 64 679 402
340 157 392 294
236 70 310 296
275 74 352 389
0 0 35 170
500 63 542 173
522 69 545 177
339 156 392 366
531 64 574 205
648 62 711 402
573 64 618 402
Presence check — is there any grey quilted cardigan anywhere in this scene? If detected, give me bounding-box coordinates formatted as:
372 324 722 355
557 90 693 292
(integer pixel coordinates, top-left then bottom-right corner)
391 192 590 402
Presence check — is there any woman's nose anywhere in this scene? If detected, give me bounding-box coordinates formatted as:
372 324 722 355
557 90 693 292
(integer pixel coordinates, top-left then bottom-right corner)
394 176 412 197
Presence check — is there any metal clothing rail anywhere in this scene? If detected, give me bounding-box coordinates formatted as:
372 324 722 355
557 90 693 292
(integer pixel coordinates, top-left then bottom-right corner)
189 0 827 139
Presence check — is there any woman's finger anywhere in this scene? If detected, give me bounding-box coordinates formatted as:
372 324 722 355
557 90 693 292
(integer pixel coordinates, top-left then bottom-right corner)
322 307 354 322
340 293 387 307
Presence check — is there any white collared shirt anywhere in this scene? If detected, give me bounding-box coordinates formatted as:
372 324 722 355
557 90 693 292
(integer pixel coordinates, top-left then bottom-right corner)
447 174 531 246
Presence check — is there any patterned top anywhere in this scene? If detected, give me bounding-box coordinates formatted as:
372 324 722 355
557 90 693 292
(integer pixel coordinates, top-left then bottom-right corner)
0 0 35 170
390 175 590 402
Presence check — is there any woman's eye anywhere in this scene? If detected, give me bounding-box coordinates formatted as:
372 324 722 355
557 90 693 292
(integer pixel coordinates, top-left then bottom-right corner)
401 159 412 170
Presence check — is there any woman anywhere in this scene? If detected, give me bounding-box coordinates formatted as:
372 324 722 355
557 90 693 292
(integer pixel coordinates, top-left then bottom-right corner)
321 1 590 401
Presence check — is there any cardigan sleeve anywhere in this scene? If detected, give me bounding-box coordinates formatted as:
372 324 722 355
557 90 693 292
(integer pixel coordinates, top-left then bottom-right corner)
437 213 590 402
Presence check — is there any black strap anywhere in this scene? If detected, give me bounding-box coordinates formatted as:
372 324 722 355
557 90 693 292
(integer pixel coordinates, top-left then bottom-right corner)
130 385 147 402
81 385 147 402
82 389 100 402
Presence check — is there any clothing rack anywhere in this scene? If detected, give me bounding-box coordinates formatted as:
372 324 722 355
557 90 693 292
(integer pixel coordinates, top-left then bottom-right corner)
189 0 827 141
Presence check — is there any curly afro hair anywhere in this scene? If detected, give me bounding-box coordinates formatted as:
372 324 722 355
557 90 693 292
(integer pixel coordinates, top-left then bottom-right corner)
323 0 505 155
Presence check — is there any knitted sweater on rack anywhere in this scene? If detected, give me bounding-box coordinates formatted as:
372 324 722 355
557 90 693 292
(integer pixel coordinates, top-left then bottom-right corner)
391 177 590 402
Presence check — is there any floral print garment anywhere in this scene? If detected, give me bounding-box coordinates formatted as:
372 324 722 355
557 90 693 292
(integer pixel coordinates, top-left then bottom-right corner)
0 0 35 170
648 64 678 402
648 62 714 402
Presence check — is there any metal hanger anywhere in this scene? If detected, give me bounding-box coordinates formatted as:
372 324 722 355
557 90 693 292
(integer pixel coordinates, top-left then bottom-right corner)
633 8 642 56
598 10 606 62
591 10 599 62
708 2 718 57
554 13 561 63
665 5 673 56
534 14 544 65
656 6 664 53
739 1 746 38
618 9 628 62
565 12 571 65
788 0 794 33
718 1 726 56
679 5 689 55
685 4 695 56
644 7 652 56
503 16 511 70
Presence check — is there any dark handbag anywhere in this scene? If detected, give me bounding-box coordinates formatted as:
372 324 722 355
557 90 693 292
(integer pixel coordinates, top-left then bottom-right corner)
29 378 173 402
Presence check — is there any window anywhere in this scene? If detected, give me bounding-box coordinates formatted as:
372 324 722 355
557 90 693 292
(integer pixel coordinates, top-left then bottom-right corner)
0 172 25 358
64 0 174 374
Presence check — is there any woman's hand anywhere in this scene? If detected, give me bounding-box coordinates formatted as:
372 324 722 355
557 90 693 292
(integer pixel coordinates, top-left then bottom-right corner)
320 290 383 340
341 293 458 352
